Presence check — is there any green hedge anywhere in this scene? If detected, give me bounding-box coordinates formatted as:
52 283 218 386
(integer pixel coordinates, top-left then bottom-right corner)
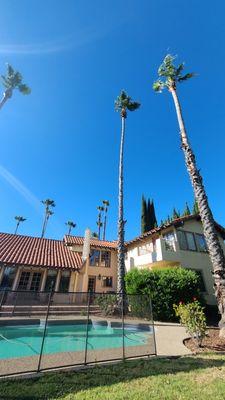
125 267 203 321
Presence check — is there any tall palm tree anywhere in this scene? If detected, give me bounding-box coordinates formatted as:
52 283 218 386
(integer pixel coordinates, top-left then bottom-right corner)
41 199 55 238
0 64 30 110
65 220 76 235
102 200 110 240
153 55 225 334
115 90 140 294
97 206 104 239
14 216 26 234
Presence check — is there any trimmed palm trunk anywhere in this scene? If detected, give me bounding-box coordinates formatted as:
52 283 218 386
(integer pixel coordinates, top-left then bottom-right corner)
115 91 140 296
170 87 225 329
117 109 126 294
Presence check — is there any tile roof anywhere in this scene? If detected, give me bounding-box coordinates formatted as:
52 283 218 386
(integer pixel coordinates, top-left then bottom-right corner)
0 233 82 270
125 214 225 245
64 235 117 250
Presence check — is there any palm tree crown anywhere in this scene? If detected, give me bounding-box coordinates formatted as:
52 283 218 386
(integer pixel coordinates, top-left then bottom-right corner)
15 216 26 223
115 90 140 117
153 54 195 92
1 64 31 97
65 220 76 235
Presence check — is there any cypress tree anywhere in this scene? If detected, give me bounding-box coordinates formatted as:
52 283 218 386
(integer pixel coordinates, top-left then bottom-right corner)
141 195 148 233
183 202 191 216
172 208 180 220
150 199 158 228
192 199 199 214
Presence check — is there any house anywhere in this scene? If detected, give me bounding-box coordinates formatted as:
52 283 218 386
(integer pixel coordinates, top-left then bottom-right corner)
0 214 225 305
0 229 117 296
125 214 225 305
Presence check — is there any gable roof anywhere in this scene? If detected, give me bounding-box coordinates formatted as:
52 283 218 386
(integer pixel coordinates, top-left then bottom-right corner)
64 235 117 250
126 214 225 246
0 233 82 270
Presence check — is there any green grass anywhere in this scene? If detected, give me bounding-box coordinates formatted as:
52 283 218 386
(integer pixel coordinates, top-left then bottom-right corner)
1 353 225 400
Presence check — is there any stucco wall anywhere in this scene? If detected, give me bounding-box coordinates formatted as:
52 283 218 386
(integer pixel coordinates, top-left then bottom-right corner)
126 219 225 305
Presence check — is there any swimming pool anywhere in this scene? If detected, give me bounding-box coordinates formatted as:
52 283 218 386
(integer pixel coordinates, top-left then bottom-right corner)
0 321 153 359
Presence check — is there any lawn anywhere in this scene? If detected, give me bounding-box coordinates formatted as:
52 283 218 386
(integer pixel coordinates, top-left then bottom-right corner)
1 353 225 400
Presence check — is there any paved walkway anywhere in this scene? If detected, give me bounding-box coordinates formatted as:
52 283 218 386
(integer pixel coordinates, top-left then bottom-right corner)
154 322 192 356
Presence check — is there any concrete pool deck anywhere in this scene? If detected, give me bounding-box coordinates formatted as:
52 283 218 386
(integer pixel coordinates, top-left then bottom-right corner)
154 322 191 356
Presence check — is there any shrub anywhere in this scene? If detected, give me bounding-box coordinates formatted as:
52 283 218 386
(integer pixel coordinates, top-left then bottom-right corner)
173 300 207 347
125 267 203 321
94 294 117 316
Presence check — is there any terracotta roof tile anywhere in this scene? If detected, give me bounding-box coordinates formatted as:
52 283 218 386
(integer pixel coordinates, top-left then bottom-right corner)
64 235 117 250
0 233 82 270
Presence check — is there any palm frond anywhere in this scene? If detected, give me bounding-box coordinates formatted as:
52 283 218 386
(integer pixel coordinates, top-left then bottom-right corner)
153 80 165 92
178 73 195 82
127 101 140 111
18 84 31 94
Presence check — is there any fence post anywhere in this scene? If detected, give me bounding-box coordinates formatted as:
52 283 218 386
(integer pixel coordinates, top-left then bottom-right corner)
122 292 125 360
37 289 53 372
12 290 18 317
149 296 157 356
0 289 6 313
84 291 91 365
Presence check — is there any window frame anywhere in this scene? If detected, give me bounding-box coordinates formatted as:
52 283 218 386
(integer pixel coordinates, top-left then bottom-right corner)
177 230 198 252
102 276 113 288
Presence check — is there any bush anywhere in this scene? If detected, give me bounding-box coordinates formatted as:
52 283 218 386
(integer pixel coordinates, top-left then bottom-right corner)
94 294 117 316
125 267 203 321
173 300 207 347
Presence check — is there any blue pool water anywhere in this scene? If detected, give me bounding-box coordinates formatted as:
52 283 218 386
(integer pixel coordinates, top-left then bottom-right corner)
0 322 152 359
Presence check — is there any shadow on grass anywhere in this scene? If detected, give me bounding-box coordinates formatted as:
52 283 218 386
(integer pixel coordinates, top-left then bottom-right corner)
1 355 225 400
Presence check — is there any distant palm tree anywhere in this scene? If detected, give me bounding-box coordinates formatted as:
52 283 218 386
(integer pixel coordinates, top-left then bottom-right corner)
102 200 110 240
65 221 76 235
41 199 55 238
92 232 98 238
153 55 225 335
97 206 104 239
115 90 140 294
14 216 26 234
0 64 30 110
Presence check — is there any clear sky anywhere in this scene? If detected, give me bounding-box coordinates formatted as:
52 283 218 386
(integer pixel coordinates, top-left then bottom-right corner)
0 0 224 241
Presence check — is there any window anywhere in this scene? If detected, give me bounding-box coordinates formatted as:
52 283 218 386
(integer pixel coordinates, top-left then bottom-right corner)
102 276 113 288
90 250 100 266
186 232 197 251
177 230 188 250
138 243 152 255
30 272 42 291
0 267 17 289
177 230 196 251
44 270 57 291
90 250 111 267
100 251 111 267
59 271 70 292
18 272 31 290
195 234 207 252
163 231 176 251
194 270 206 292
178 230 207 252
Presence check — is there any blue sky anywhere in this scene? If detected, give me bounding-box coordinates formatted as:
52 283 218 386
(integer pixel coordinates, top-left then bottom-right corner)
0 0 224 241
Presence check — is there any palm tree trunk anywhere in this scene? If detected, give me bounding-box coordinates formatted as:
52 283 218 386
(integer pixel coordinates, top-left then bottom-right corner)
97 212 101 240
15 222 19 235
117 113 126 294
170 87 225 335
0 90 12 110
103 211 107 241
41 212 47 238
68 226 71 235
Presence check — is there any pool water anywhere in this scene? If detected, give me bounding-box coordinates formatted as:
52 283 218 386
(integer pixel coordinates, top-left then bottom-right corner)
0 322 152 359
